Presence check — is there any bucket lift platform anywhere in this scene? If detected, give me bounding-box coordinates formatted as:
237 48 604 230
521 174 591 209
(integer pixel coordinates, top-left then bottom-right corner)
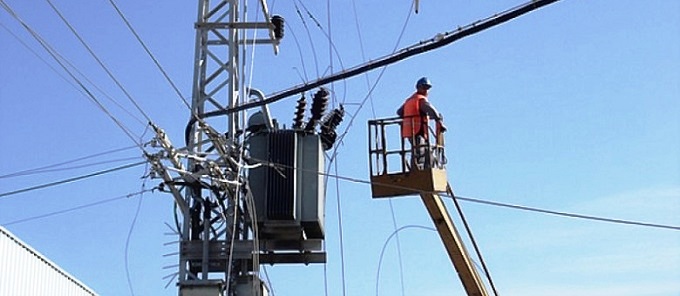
368 116 448 198
367 116 490 296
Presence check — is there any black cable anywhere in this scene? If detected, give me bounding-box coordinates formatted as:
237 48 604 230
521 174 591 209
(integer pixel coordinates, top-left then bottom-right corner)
0 161 146 200
190 0 561 122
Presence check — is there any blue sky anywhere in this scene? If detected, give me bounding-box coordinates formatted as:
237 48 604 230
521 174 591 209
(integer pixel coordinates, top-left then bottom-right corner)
1 0 678 295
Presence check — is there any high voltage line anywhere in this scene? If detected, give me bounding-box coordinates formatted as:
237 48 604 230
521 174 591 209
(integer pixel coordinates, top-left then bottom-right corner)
3 155 677 232
0 161 146 199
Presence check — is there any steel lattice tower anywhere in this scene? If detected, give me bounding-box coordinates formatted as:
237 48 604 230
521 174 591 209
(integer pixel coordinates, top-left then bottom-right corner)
178 0 279 295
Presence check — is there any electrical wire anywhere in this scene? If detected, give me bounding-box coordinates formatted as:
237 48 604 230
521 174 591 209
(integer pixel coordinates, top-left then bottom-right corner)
0 145 139 179
295 0 347 105
197 0 562 119
347 2 416 294
106 0 192 110
248 156 680 232
124 165 149 296
293 0 320 78
1 189 152 226
375 225 436 296
446 184 498 296
45 0 153 123
0 0 145 148
1 157 143 179
0 161 146 200
0 21 148 128
333 160 347 296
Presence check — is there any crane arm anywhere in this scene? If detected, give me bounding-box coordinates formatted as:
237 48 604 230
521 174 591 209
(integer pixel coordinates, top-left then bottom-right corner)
420 192 488 296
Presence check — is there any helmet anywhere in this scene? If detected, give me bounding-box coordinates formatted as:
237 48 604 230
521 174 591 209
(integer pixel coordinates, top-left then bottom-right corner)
416 77 432 89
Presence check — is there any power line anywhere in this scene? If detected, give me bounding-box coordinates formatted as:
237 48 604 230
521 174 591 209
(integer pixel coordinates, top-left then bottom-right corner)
0 21 148 128
451 194 680 232
1 156 142 179
45 0 153 123
124 165 149 296
0 145 138 179
446 184 498 296
0 0 145 147
194 0 561 121
0 161 146 200
375 225 437 296
1 189 152 226
105 0 192 111
248 156 680 232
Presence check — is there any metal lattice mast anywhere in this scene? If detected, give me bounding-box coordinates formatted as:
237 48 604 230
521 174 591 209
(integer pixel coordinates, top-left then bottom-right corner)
177 0 279 294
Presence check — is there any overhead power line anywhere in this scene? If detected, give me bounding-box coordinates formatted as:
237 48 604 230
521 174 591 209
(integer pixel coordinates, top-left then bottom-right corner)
191 0 561 122
1 189 152 226
106 0 192 110
45 0 153 123
0 161 146 200
248 157 680 232
0 0 145 147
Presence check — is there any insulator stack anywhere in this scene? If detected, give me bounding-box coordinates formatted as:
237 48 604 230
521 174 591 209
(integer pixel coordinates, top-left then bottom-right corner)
292 95 306 129
320 104 345 150
272 15 285 39
304 88 329 132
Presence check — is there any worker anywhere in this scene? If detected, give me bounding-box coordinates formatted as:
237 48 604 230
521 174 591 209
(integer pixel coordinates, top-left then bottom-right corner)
397 77 447 169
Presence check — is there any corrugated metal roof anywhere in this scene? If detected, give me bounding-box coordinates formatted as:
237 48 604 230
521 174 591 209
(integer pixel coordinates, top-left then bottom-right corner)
0 226 98 296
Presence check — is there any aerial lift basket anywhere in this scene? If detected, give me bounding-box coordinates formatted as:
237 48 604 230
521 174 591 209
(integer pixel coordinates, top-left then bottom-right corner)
368 116 448 198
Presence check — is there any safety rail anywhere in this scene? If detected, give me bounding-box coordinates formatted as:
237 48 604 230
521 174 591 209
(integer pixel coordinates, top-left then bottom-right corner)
368 116 446 176
367 116 447 198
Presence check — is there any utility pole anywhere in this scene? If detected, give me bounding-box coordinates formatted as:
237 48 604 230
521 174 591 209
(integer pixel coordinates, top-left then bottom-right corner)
148 1 283 295
180 1 282 295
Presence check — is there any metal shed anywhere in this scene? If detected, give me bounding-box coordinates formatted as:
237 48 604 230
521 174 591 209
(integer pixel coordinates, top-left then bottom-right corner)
0 226 97 296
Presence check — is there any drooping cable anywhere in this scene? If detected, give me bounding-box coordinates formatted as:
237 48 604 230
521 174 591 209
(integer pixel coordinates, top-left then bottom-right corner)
45 0 153 124
1 189 152 226
295 0 347 105
293 0 320 77
124 164 150 296
0 161 146 200
386 201 406 296
375 225 436 296
333 160 348 296
349 1 416 294
287 22 309 82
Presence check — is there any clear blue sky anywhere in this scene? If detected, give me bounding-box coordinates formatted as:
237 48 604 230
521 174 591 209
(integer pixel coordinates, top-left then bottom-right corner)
1 1 679 295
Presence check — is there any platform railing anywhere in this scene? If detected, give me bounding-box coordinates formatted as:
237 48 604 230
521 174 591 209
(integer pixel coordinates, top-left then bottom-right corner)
368 116 446 178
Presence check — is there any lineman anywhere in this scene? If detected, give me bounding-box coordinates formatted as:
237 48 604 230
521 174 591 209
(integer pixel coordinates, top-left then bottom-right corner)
397 77 447 168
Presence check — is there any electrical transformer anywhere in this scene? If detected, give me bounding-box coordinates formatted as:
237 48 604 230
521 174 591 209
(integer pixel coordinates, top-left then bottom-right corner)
248 130 325 243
